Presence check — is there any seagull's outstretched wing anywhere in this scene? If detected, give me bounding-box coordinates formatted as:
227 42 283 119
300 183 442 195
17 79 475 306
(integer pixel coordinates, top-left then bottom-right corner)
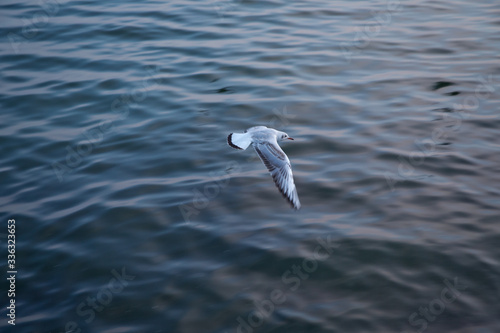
253 140 301 210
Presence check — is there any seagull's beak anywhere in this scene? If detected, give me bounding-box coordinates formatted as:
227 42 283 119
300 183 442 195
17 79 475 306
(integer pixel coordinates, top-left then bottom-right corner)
287 137 294 140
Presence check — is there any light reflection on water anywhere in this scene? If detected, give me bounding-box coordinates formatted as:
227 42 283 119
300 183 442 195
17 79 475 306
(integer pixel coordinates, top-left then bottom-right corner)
0 0 499 332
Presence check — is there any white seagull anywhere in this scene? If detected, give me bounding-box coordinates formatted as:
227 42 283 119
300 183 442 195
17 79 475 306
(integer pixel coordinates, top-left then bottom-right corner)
227 126 301 210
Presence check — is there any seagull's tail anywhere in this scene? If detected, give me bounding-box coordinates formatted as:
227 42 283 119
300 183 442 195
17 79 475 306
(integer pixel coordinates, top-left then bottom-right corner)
227 132 252 150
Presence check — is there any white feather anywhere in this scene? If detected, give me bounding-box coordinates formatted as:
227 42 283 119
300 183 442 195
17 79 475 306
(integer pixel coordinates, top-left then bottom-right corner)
227 132 252 150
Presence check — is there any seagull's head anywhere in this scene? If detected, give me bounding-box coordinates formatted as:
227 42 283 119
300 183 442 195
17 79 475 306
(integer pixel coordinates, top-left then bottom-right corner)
279 131 294 141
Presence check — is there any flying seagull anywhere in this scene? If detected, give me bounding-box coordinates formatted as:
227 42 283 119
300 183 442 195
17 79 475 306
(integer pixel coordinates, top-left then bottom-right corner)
227 126 301 210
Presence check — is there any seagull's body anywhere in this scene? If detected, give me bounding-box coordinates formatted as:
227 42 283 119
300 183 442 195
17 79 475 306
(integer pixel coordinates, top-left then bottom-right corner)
227 126 301 210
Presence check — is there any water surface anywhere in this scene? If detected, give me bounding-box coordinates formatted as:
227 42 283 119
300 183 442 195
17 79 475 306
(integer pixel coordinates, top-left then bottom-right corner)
1 0 499 332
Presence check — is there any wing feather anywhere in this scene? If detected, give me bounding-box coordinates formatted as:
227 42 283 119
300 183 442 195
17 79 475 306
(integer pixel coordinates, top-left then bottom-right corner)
253 140 301 210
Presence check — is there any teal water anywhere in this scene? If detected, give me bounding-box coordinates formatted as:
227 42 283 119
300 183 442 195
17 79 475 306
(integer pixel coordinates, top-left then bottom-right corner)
1 0 499 332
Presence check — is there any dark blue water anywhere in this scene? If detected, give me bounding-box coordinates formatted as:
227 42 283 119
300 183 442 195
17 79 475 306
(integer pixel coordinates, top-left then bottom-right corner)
1 0 499 332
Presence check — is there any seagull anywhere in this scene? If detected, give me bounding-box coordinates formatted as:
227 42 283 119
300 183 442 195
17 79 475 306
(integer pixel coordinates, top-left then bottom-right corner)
227 126 301 210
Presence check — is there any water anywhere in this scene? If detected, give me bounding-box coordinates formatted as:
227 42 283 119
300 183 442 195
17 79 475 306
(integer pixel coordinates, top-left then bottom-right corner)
1 0 499 332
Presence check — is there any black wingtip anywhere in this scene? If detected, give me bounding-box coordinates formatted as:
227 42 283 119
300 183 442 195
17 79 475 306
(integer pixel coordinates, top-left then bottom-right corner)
270 173 300 210
227 133 243 150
